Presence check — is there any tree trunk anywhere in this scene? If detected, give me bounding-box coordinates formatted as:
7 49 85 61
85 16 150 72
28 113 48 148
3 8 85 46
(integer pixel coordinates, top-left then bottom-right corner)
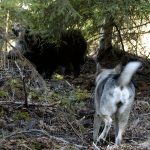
96 16 114 62
2 10 10 69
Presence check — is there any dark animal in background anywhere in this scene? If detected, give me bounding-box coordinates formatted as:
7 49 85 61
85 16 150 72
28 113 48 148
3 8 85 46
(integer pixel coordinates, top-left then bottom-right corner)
10 23 87 78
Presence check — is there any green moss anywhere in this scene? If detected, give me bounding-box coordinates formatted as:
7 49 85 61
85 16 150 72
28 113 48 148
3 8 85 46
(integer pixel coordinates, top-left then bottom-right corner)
13 110 30 121
30 141 45 150
63 145 76 150
0 90 8 97
53 73 64 80
9 79 23 89
74 88 91 101
28 91 41 100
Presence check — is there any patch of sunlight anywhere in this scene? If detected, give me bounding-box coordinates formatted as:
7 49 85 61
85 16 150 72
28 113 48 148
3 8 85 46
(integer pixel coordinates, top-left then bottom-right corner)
124 23 150 58
53 73 64 80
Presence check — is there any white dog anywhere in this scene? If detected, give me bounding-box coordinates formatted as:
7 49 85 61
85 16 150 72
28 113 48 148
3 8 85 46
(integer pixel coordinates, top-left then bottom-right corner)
93 61 141 146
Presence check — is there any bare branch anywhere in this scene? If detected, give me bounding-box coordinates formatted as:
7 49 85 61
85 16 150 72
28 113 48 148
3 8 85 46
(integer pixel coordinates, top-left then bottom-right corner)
15 61 28 107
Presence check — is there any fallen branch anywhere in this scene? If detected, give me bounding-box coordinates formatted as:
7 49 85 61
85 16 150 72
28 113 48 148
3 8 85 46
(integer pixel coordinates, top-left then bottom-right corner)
18 144 32 150
1 129 87 149
0 101 59 107
64 80 74 89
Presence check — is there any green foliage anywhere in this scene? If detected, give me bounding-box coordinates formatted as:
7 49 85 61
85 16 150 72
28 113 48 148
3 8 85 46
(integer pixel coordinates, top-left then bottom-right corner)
50 86 91 119
0 90 8 97
62 145 76 150
7 79 24 98
9 79 22 89
13 110 30 121
56 87 91 106
28 90 45 102
71 88 91 102
0 0 149 41
30 140 45 150
53 74 64 80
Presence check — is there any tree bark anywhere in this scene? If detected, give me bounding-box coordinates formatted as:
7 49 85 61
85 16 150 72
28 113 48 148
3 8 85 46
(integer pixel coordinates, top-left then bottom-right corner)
96 16 114 62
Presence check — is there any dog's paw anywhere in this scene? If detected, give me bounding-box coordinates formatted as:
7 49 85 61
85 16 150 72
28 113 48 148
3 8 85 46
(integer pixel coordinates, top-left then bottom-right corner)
106 144 119 150
97 135 106 145
92 142 100 150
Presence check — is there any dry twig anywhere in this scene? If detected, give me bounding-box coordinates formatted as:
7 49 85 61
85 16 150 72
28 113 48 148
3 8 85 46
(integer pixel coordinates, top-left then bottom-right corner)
15 61 28 107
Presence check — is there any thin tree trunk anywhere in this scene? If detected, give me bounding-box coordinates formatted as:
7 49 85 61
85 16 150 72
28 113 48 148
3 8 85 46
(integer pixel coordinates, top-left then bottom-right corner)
2 10 10 69
96 16 114 62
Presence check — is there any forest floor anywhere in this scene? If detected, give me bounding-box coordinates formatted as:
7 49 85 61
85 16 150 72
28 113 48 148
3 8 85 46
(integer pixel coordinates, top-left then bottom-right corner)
0 51 150 150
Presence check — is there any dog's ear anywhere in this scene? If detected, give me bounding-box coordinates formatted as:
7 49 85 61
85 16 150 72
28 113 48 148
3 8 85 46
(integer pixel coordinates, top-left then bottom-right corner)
96 63 102 71
114 64 122 74
96 63 102 76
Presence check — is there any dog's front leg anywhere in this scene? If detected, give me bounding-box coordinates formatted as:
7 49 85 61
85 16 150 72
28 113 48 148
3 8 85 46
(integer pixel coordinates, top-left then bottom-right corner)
97 116 112 143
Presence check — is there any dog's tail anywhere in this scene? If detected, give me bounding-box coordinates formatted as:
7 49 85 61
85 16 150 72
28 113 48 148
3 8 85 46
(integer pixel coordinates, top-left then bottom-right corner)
118 61 141 87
